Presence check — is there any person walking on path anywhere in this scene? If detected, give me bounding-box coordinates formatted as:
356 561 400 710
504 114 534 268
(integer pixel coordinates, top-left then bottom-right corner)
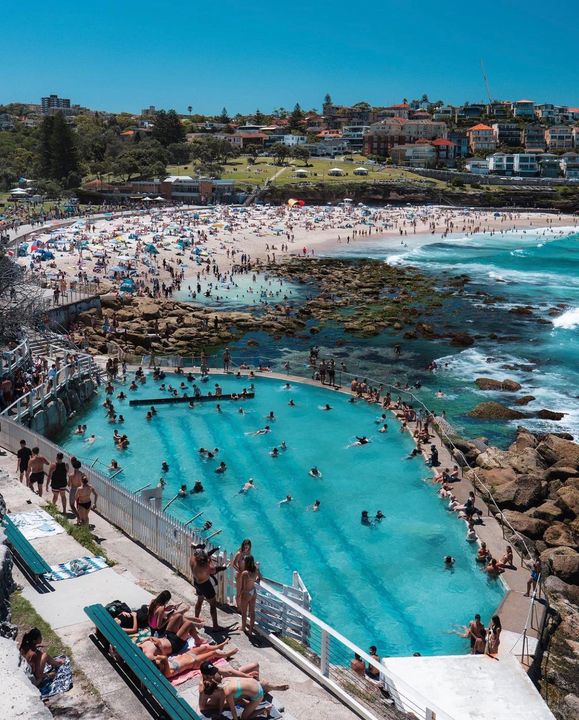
48 452 69 513
75 475 98 526
27 447 49 497
16 439 32 484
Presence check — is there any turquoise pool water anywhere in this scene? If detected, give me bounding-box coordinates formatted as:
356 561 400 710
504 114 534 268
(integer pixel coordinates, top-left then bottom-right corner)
58 374 504 656
174 272 304 309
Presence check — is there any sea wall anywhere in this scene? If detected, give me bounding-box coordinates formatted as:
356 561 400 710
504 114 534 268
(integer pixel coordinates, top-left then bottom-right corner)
28 376 97 438
46 295 101 330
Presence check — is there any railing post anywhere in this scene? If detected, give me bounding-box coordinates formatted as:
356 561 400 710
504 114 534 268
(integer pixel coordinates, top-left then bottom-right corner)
320 628 330 678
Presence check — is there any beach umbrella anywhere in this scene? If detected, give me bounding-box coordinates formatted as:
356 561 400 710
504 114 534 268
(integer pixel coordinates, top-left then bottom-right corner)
145 244 159 254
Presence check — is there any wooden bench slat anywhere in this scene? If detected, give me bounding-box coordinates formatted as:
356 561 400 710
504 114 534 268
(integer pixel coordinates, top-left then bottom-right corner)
85 604 201 720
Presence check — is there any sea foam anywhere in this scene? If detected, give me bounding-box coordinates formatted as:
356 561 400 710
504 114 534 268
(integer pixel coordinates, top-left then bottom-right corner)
552 307 579 330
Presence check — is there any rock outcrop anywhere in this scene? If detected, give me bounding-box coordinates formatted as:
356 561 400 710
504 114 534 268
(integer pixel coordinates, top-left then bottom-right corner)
475 377 522 391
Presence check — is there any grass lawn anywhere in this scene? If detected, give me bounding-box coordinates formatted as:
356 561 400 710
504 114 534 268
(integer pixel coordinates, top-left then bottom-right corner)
168 155 448 189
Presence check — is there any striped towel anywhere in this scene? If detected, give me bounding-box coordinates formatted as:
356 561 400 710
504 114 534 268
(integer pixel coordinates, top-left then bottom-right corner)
47 555 108 581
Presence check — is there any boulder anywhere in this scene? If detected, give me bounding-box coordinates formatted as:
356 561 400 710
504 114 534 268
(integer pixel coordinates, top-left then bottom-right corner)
468 402 526 421
139 302 161 320
544 466 579 482
508 447 546 476
513 395 536 406
449 332 475 347
534 409 566 421
556 484 579 518
536 434 579 469
100 293 123 310
475 377 522 391
474 467 518 488
492 475 545 510
501 510 548 539
530 502 564 522
540 546 579 583
543 522 579 549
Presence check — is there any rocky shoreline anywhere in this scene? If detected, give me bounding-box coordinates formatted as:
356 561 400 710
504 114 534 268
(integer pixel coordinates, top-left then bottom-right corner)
443 426 579 718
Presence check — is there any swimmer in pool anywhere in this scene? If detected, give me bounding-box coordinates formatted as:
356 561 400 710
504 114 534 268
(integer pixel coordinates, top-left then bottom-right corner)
239 479 255 494
288 399 295 407
279 495 293 505
280 441 287 450
361 511 371 525
355 436 370 445
379 424 388 433
85 434 97 444
375 510 385 521
215 462 227 474
179 484 188 497
406 448 420 460
321 404 332 411
162 461 169 473
193 480 204 493
248 426 271 436
270 447 279 458
311 500 321 512
309 467 322 478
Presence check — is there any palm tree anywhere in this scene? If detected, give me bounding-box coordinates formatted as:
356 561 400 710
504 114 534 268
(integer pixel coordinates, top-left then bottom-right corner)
188 105 192 116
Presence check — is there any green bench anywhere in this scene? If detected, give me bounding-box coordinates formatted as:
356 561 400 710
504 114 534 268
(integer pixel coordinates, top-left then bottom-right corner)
2 515 52 586
85 603 201 720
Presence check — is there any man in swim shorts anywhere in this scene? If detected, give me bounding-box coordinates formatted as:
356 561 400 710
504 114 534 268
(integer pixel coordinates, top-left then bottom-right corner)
190 549 228 631
27 447 49 497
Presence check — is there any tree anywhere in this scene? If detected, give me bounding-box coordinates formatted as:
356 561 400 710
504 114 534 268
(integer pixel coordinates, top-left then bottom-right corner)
291 146 310 166
219 107 230 124
254 109 265 125
152 109 186 147
0 246 46 345
187 105 192 116
112 140 168 181
37 112 79 183
270 142 290 165
289 103 304 130
167 142 191 165
247 145 260 164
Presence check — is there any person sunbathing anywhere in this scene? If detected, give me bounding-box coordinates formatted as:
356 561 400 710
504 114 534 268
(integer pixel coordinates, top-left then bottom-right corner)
200 675 288 720
153 640 238 678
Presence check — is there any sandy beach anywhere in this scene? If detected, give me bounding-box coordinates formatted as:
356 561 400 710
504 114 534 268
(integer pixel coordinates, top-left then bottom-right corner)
15 205 579 299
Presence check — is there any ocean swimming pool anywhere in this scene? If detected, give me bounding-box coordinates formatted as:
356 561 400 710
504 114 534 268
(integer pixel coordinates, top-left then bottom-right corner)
57 373 504 656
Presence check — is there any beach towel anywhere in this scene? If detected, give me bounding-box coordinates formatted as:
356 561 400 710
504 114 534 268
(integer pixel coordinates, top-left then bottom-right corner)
38 656 73 699
170 657 228 687
46 556 108 581
9 510 65 540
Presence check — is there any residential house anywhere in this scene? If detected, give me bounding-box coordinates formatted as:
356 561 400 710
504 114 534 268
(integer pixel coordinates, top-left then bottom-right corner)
492 123 522 148
466 124 497 154
341 125 369 153
573 126 579 148
0 113 15 130
561 153 579 179
513 154 540 176
511 99 535 118
448 130 469 158
363 119 447 157
431 138 456 164
280 135 307 146
304 138 349 157
465 159 489 174
545 125 574 151
488 153 515 175
390 143 436 167
524 124 546 152
455 104 486 123
432 106 454 121
539 154 562 177
486 102 511 120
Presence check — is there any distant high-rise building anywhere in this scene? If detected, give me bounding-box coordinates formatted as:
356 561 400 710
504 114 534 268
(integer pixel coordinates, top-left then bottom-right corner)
41 94 72 115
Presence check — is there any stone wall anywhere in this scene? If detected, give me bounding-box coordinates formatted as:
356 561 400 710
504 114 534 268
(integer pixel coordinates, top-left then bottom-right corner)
29 376 97 438
46 295 101 330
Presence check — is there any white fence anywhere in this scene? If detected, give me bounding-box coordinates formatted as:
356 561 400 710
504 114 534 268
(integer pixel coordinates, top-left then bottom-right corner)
1 337 30 375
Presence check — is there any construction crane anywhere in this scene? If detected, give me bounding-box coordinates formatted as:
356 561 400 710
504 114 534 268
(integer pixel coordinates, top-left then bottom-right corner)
480 60 494 104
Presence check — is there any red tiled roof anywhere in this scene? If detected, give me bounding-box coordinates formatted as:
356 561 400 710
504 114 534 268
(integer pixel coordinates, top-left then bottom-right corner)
468 123 493 132
431 138 455 146
390 103 409 109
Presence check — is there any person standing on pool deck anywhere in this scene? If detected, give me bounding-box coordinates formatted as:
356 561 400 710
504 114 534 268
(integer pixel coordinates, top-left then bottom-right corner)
189 548 227 631
16 440 32 484
48 452 69 513
223 347 231 373
27 447 49 497
68 457 84 523
76 475 98 526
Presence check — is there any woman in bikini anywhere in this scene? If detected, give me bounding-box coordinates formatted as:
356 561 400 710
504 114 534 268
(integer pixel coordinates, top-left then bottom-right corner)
151 639 237 678
238 555 261 635
232 539 252 608
199 676 289 720
19 628 64 685
147 590 203 644
75 475 98 526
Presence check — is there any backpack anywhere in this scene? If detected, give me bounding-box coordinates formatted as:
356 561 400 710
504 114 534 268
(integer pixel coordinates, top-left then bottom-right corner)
105 600 132 619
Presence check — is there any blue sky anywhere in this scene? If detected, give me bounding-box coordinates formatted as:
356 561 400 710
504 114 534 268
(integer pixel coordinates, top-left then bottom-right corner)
3 0 578 114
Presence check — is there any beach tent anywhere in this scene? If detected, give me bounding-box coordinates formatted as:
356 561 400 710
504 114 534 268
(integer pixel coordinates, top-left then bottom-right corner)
154 196 165 201
288 198 305 208
328 168 344 176
145 244 159 254
120 278 136 293
353 167 368 175
293 169 308 177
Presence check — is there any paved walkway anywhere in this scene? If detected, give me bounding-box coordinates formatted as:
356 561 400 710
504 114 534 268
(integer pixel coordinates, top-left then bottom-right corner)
0 453 357 720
